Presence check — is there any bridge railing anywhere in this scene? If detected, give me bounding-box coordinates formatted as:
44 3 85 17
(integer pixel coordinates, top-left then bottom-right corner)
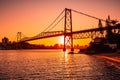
19 31 64 42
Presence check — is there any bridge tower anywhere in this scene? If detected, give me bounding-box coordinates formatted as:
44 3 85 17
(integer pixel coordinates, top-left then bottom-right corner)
63 8 74 52
17 32 22 42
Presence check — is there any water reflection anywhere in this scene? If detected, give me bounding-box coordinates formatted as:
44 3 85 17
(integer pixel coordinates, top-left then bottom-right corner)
0 50 119 79
61 51 105 79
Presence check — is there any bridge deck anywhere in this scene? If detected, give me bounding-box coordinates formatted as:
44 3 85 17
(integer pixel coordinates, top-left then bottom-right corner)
19 24 120 42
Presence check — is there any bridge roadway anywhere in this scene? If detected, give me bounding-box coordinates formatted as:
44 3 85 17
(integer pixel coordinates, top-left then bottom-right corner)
19 24 120 42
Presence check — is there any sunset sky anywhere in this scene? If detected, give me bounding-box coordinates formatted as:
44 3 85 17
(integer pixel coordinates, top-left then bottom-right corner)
0 0 120 45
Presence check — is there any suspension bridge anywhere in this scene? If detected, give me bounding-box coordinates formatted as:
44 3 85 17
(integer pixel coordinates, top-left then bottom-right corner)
17 8 120 52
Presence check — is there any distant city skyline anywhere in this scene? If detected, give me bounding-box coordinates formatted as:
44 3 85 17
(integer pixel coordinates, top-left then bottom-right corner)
0 0 120 45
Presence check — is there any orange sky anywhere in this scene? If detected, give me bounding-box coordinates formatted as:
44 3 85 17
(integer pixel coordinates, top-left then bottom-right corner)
0 0 120 45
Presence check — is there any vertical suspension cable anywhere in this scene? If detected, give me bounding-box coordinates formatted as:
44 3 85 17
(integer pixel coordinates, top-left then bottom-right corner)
47 15 65 31
42 9 65 32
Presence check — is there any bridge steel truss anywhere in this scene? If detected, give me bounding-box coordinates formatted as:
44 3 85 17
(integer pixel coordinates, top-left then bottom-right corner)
72 25 120 39
19 25 120 42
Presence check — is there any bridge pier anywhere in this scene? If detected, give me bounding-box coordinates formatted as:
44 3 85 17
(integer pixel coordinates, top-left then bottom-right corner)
63 48 66 52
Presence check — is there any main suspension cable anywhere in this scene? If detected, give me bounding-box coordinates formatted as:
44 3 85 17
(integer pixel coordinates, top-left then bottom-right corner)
71 9 106 22
42 9 65 32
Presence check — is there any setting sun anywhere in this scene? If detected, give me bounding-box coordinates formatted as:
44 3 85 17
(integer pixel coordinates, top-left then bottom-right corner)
59 36 64 45
59 36 73 46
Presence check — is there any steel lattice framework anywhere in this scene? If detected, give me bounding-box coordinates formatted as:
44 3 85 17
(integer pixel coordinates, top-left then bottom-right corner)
19 25 120 42
72 25 120 39
63 8 73 52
